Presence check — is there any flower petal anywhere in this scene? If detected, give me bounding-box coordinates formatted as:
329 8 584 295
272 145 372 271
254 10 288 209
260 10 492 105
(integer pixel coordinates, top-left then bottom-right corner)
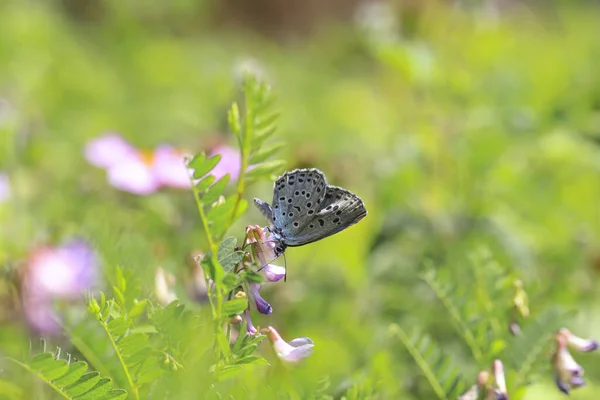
288 337 314 348
243 310 257 335
249 284 272 315
281 344 314 362
559 328 599 353
107 157 159 195
152 145 191 189
85 133 136 168
263 264 286 282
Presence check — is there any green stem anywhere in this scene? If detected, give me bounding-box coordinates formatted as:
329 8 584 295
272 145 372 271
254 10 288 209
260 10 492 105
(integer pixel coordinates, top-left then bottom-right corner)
100 321 138 400
5 357 71 400
423 273 483 364
389 325 448 400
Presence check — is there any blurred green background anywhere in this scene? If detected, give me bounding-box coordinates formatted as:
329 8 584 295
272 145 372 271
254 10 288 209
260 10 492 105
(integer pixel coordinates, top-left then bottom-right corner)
1 0 600 398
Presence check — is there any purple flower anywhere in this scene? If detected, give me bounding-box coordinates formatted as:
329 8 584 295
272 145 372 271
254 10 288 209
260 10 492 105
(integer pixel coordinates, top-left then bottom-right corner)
553 333 586 395
0 173 10 203
249 283 272 315
558 328 599 353
245 225 285 281
262 326 314 363
22 239 97 334
243 310 257 335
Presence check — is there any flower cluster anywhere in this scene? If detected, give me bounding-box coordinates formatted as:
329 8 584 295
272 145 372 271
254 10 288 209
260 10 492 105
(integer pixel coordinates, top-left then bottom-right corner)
85 133 240 195
459 360 508 400
243 225 314 363
21 239 97 335
553 328 598 395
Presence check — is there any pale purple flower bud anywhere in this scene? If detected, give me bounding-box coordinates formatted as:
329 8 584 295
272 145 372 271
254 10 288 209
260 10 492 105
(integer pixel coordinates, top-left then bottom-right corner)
553 334 585 395
245 225 284 278
84 133 137 168
262 326 314 363
249 283 272 315
558 328 599 353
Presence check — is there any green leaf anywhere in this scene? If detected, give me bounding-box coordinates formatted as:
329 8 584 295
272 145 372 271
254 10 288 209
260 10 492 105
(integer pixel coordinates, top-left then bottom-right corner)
99 389 128 400
222 298 248 316
228 103 241 136
216 331 231 359
220 251 244 273
137 367 165 386
245 160 285 180
203 174 230 204
125 347 153 367
195 174 215 192
255 112 280 131
65 372 102 397
238 344 258 358
192 154 222 179
202 255 225 284
74 377 112 400
249 142 284 164
222 273 242 290
53 361 88 387
129 300 147 319
41 359 69 380
186 153 205 170
118 333 150 357
233 356 269 365
251 126 277 150
107 317 130 337
215 365 243 382
30 353 54 370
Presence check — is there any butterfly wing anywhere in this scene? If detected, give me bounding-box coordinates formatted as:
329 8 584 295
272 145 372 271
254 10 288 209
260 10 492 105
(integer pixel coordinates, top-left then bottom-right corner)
270 168 328 236
282 185 367 246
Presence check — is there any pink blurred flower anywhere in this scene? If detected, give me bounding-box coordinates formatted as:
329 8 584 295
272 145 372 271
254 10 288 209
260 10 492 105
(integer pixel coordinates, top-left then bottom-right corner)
85 133 241 195
22 239 98 334
0 173 10 203
262 326 314 363
208 145 242 182
152 145 190 189
85 133 137 169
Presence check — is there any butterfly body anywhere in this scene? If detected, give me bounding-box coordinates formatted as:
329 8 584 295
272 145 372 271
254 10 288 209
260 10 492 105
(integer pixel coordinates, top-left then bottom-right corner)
254 168 367 257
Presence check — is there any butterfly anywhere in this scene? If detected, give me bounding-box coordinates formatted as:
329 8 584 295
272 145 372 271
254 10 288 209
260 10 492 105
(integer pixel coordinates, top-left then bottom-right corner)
254 168 368 257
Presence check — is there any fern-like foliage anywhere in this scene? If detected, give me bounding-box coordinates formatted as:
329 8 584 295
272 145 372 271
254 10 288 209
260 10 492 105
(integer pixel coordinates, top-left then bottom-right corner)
185 73 284 382
504 307 569 395
389 324 467 400
5 349 127 400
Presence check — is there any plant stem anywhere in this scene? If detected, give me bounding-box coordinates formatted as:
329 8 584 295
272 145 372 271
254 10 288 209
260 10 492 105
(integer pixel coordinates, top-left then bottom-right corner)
5 357 71 400
100 320 138 400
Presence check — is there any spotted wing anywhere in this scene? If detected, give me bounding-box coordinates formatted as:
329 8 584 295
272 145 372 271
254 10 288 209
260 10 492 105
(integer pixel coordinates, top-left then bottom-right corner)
283 185 367 246
270 168 328 236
